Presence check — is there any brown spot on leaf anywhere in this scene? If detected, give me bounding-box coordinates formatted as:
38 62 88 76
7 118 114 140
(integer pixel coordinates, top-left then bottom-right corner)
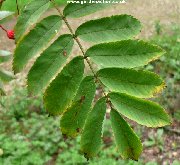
76 128 81 133
63 50 67 56
80 95 85 104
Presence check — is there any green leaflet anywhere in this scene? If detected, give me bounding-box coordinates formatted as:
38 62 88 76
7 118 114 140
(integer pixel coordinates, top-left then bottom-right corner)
63 1 109 18
27 34 74 95
0 50 11 63
15 0 50 42
86 40 165 68
60 76 96 137
109 92 172 127
81 97 106 159
75 15 141 43
0 11 14 24
43 56 84 116
97 68 165 98
110 109 142 161
0 70 14 82
13 15 61 74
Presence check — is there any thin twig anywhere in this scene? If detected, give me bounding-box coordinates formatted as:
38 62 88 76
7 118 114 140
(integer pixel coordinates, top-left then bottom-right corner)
0 25 7 32
16 0 20 15
50 0 113 107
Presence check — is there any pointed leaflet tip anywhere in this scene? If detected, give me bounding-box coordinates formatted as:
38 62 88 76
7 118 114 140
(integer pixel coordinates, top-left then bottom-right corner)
110 109 142 160
109 92 172 127
80 97 106 158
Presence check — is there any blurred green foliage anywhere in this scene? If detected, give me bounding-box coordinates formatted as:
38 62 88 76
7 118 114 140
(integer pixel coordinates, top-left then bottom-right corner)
0 88 144 165
144 129 164 151
0 86 179 164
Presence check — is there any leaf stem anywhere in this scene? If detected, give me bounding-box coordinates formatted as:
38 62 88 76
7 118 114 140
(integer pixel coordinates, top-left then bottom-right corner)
16 0 20 15
50 0 113 108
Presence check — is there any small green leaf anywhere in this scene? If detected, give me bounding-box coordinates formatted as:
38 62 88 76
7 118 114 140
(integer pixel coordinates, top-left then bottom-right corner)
98 68 165 98
110 109 142 161
27 34 74 95
109 92 172 127
60 76 96 137
86 40 165 68
13 15 61 74
75 15 141 43
81 97 106 159
0 70 14 82
63 1 109 18
15 0 50 42
0 11 14 23
0 50 12 63
43 56 84 116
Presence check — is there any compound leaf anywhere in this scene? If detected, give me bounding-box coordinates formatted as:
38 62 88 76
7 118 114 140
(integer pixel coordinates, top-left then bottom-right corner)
63 1 109 18
13 15 61 74
60 76 96 137
27 34 74 95
98 68 165 98
110 109 142 161
109 92 172 127
81 97 106 159
43 56 84 116
15 0 50 42
75 15 141 43
86 40 165 68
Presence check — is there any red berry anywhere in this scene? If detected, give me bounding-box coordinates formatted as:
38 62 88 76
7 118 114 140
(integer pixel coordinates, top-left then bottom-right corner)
7 30 15 40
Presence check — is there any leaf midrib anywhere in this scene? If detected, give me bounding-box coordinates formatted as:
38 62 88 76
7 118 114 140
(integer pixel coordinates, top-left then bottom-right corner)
99 75 161 86
78 26 136 36
89 52 161 57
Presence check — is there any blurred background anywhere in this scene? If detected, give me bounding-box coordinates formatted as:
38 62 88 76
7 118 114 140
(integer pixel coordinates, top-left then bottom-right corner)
0 0 180 164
